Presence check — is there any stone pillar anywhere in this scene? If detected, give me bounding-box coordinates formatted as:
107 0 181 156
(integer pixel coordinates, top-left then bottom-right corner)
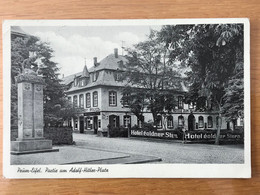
11 69 59 154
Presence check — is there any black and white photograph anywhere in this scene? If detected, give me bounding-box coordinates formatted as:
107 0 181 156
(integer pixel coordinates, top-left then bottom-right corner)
3 19 250 178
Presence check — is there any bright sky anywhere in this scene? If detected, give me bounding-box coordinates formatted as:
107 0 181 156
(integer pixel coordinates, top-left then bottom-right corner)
21 25 162 77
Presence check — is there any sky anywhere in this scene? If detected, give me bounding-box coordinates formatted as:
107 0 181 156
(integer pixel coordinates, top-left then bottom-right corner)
21 25 162 77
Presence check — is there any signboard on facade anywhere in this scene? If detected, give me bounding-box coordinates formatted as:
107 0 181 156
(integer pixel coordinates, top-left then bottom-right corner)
130 129 243 142
130 130 179 139
84 112 100 116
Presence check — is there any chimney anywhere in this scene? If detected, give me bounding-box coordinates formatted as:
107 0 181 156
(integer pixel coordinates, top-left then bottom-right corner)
114 48 118 58
93 57 97 66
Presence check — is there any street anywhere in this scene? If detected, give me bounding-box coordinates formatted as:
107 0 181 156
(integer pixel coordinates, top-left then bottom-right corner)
73 133 244 164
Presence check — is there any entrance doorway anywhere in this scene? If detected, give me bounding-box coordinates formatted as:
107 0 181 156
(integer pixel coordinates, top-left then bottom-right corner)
93 116 98 134
188 114 195 131
79 116 84 133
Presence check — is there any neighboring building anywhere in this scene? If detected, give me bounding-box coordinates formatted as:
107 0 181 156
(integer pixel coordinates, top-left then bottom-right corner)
11 26 28 40
62 48 242 134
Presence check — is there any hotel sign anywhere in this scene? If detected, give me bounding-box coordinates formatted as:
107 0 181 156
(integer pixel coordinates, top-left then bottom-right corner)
130 129 243 142
130 130 179 139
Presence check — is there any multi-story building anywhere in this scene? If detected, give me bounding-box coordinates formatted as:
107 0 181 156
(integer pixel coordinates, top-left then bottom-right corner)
63 48 242 135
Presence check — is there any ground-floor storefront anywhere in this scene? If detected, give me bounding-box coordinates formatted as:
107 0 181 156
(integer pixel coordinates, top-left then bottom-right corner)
65 110 243 134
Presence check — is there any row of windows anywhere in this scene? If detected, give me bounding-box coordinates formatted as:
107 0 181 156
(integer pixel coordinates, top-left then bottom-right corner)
109 115 131 128
68 91 117 108
73 70 123 89
69 93 185 110
156 115 214 129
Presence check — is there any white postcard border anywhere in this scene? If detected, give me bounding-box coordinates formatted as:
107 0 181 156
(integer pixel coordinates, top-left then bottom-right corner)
3 18 251 178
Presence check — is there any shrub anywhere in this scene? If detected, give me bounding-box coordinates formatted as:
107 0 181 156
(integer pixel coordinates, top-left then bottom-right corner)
108 126 128 137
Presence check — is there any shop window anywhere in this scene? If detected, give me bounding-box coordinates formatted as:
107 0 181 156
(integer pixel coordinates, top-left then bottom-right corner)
109 91 117 106
109 115 119 128
74 118 78 129
178 116 184 127
199 116 204 128
124 115 131 128
157 115 162 129
86 93 91 108
167 115 174 129
93 91 98 107
208 116 213 128
86 117 92 129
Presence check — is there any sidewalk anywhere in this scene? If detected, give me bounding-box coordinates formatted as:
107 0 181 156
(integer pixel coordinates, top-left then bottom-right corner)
11 145 161 165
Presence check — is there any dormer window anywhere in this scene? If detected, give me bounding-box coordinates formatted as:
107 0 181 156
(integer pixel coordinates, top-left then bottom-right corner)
114 69 122 81
74 77 78 86
79 78 86 87
92 71 98 82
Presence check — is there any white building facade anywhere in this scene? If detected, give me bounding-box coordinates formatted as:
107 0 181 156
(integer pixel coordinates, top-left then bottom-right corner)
63 49 241 135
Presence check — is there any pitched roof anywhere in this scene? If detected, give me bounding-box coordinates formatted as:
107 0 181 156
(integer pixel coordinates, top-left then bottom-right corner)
89 54 127 72
62 54 126 85
11 26 27 37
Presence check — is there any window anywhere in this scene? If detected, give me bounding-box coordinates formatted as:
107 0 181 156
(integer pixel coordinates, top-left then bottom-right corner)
79 94 84 108
93 91 98 107
178 96 183 109
208 116 213 128
109 115 119 128
199 116 204 128
98 119 101 128
115 69 121 81
178 116 184 127
73 95 78 107
167 116 174 129
86 93 91 108
124 115 131 128
86 117 92 129
74 77 78 86
79 79 85 87
74 118 78 129
68 96 71 102
137 116 144 128
157 115 162 129
109 91 117 106
92 72 98 82
216 116 220 127
122 93 130 107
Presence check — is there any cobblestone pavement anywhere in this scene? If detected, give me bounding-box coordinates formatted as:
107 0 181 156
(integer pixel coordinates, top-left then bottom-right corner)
73 133 244 164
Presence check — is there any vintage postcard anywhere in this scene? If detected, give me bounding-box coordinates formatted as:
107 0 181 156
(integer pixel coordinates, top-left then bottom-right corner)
3 18 250 178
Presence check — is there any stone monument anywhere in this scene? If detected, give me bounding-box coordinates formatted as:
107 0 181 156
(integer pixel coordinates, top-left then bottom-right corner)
11 68 59 154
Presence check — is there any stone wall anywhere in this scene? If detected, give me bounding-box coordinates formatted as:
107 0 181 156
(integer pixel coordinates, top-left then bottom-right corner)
44 126 73 145
11 127 18 141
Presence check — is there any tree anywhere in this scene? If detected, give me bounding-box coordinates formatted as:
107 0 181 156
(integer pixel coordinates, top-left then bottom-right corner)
11 35 78 127
121 87 147 126
222 62 244 122
159 24 244 144
121 30 181 125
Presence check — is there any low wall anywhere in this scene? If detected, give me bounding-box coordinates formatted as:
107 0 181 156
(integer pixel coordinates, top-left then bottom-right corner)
44 126 73 145
10 126 73 145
